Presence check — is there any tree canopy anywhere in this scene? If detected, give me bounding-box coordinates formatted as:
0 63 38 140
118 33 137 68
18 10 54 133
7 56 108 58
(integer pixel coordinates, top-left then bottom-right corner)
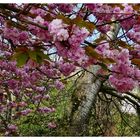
0 3 140 136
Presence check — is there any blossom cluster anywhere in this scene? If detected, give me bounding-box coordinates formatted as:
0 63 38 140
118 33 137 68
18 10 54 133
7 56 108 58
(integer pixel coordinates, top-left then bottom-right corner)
96 42 140 92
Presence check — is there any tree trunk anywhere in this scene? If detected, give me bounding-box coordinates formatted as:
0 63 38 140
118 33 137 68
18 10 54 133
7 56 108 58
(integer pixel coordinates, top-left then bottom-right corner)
69 66 102 136
69 21 120 136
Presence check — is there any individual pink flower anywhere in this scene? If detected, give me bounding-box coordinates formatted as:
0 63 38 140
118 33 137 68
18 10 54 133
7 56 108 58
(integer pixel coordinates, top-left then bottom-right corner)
8 79 18 90
69 26 89 47
48 19 69 41
33 94 43 100
34 15 45 24
48 122 57 128
38 107 55 113
43 94 50 100
20 109 32 116
123 4 134 14
8 101 17 108
18 101 27 107
56 29 69 41
58 61 76 76
54 80 65 90
57 4 74 13
7 124 18 132
18 31 29 42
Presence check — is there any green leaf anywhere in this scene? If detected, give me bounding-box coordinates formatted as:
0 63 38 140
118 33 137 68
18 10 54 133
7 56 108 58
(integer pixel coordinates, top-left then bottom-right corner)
132 59 140 68
100 57 116 64
72 17 95 31
37 51 50 60
28 50 50 64
98 63 108 71
85 46 101 59
28 51 37 61
16 52 29 67
117 40 134 50
36 55 42 64
56 14 95 32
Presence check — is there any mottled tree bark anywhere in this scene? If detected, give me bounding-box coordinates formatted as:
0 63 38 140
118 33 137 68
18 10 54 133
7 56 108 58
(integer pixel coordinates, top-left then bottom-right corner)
69 66 102 136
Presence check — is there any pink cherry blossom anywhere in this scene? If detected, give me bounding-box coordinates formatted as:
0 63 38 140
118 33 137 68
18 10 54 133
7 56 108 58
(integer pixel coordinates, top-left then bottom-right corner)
48 19 69 41
54 80 65 90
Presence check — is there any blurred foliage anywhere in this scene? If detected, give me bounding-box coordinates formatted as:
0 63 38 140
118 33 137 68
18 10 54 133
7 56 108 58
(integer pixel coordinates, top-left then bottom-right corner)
14 80 140 136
